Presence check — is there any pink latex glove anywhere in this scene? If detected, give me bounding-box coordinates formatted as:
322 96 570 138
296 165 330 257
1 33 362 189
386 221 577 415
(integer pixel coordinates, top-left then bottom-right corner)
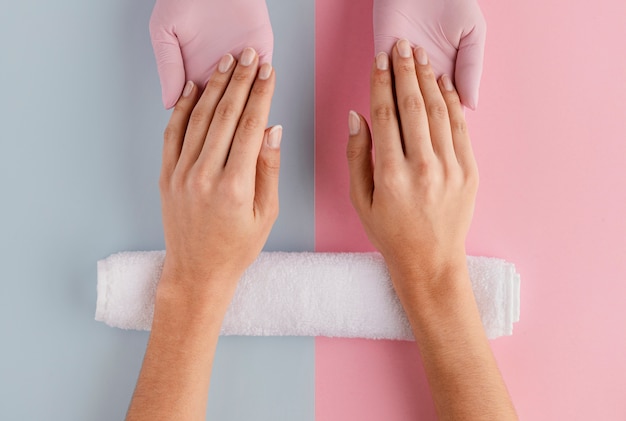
374 0 486 109
150 0 274 109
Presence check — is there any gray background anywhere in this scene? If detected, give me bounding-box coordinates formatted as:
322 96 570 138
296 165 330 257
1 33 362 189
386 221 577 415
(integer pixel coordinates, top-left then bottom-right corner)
0 0 316 419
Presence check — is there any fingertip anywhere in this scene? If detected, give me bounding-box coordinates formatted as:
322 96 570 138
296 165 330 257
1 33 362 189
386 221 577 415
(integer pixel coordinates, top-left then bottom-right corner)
348 110 361 136
266 125 283 150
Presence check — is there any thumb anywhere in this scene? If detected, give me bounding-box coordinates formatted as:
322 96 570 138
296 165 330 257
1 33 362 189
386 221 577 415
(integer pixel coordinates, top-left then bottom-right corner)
255 125 282 219
454 19 487 110
150 27 185 109
346 111 374 212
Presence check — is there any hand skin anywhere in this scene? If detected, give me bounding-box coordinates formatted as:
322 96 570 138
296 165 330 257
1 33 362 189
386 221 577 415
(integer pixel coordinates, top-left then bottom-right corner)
347 39 518 420
126 48 281 421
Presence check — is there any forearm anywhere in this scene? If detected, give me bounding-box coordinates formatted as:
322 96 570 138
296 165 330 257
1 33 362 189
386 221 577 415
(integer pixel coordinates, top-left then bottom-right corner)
126 274 233 421
391 260 518 421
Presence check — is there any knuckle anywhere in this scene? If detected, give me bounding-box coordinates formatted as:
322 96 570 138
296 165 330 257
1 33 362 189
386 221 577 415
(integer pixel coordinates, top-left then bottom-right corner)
232 69 251 82
419 66 436 81
163 125 178 143
415 158 437 180
185 172 209 194
215 102 237 122
372 71 391 88
187 110 206 128
251 82 270 96
373 104 396 122
402 94 424 114
346 143 365 163
398 61 415 75
206 76 226 92
220 176 248 205
379 167 406 191
259 154 281 178
427 102 448 119
452 119 468 135
240 114 262 133
444 91 462 108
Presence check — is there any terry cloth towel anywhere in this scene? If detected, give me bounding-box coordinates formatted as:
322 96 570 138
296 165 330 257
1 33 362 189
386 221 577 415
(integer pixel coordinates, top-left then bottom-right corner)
96 251 520 340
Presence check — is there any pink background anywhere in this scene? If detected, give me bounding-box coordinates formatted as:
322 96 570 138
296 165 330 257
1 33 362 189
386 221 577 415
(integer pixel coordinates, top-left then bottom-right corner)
314 0 626 419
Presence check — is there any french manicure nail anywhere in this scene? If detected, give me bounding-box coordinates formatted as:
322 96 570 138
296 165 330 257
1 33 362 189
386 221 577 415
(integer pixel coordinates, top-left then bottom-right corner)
267 125 283 149
218 54 234 73
348 110 360 136
258 63 273 80
376 52 389 70
442 74 454 92
415 47 428 65
182 81 194 97
240 47 256 66
397 39 411 58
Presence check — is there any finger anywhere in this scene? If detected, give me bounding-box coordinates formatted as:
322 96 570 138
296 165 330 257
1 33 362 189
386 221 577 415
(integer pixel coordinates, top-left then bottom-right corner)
149 26 186 110
391 39 434 160
414 47 456 163
455 16 487 110
370 52 403 168
347 111 374 211
161 81 199 182
438 75 477 174
175 54 236 173
223 63 276 178
202 47 261 173
254 125 282 219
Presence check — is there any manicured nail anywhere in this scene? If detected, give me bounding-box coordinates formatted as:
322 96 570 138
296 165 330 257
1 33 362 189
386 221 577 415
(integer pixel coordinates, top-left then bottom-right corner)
348 110 360 136
258 63 273 80
240 47 256 66
376 52 389 70
442 74 454 92
415 47 428 65
397 39 412 58
218 54 234 73
267 125 283 149
182 81 194 97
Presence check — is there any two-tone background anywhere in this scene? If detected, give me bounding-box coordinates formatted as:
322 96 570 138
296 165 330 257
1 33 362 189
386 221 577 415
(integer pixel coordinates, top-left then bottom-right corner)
1 0 625 419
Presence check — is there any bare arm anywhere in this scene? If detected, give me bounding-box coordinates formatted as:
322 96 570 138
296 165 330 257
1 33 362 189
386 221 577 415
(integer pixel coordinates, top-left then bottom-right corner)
347 39 517 420
126 48 281 421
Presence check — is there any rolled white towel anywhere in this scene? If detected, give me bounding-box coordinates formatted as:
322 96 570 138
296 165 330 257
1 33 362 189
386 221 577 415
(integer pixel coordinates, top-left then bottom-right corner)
96 251 520 340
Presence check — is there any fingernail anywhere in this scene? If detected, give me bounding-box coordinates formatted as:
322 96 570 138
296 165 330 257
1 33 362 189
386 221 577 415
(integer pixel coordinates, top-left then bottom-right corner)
442 74 454 92
376 52 389 71
348 110 360 136
218 54 234 73
397 39 411 58
240 48 256 67
415 47 428 65
258 63 273 80
182 81 194 97
267 125 283 149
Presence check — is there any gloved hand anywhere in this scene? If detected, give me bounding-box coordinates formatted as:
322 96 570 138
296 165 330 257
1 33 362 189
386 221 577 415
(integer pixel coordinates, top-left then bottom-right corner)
374 0 486 109
150 0 274 109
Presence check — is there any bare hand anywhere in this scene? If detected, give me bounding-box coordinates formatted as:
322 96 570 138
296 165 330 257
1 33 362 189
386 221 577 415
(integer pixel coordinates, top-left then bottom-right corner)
347 39 478 297
158 48 281 305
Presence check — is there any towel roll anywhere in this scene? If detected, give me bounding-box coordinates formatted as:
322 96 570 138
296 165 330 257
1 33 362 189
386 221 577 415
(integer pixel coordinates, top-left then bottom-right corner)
96 251 520 340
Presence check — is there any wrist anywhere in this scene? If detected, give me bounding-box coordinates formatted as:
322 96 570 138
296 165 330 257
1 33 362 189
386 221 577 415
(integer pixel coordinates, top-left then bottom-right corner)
385 253 474 315
385 249 468 294
156 265 240 321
